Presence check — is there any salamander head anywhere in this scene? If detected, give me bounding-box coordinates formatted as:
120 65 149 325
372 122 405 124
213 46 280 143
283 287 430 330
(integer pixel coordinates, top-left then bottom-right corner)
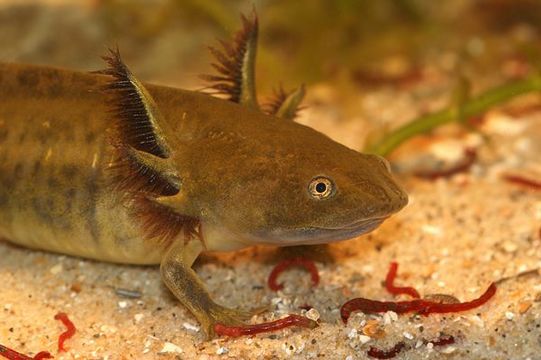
183 114 408 248
101 49 407 251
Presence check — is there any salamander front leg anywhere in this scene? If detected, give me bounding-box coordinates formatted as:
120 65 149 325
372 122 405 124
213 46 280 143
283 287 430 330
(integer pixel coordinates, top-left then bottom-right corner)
160 239 261 338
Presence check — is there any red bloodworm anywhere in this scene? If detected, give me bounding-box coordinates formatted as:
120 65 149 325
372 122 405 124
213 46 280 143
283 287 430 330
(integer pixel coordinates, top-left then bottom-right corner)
32 353 52 360
414 148 477 180
214 314 318 337
341 283 496 323
385 262 420 298
54 312 76 352
366 342 406 359
267 257 319 291
502 174 541 190
428 334 455 347
0 312 76 359
366 335 455 359
0 345 52 360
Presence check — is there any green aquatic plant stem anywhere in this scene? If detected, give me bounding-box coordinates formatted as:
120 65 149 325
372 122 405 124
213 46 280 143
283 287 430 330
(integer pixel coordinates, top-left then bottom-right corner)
366 75 541 156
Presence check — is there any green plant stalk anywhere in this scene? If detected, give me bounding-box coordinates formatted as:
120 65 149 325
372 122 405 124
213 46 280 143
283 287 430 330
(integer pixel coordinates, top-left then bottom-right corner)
366 75 541 156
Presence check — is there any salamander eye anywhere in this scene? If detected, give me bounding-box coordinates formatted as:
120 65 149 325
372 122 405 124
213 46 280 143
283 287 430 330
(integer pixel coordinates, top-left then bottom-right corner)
308 176 335 200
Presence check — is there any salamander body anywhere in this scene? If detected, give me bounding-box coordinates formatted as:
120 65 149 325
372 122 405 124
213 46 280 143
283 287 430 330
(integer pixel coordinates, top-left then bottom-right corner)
0 14 408 337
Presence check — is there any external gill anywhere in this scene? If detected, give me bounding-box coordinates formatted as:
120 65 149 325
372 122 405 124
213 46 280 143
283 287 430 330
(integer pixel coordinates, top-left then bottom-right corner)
201 11 259 107
110 144 181 197
264 84 306 121
202 10 305 120
101 47 171 158
101 48 201 247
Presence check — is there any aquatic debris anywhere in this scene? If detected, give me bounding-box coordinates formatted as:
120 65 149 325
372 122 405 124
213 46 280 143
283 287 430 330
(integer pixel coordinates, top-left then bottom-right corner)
367 75 541 156
114 287 142 299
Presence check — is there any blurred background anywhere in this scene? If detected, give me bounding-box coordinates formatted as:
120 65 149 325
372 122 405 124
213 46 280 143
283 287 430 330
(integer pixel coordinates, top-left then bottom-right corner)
1 0 540 154
2 0 540 86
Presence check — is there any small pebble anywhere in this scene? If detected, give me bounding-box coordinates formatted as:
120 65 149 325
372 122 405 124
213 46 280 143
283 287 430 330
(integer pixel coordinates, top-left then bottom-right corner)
362 265 374 273
271 297 283 306
421 224 443 236
470 315 485 328
485 113 527 135
50 263 63 275
118 301 128 309
134 313 144 323
159 342 183 354
182 322 200 332
382 312 392 325
114 288 142 299
440 346 457 354
305 308 320 321
502 241 518 253
518 301 532 314
505 311 515 320
283 342 297 355
358 335 371 344
216 346 229 355
99 324 118 334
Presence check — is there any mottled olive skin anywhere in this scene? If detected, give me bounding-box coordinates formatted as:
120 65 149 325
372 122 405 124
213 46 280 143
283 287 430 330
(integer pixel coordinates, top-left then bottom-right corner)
0 62 407 264
171 102 408 248
0 63 154 262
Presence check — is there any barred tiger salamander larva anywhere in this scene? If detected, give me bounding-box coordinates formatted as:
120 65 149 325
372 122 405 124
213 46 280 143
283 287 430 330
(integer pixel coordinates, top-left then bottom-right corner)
0 14 407 337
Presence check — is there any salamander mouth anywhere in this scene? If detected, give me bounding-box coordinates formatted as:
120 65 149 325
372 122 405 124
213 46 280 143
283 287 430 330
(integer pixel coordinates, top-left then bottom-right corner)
322 216 388 231
255 216 388 246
